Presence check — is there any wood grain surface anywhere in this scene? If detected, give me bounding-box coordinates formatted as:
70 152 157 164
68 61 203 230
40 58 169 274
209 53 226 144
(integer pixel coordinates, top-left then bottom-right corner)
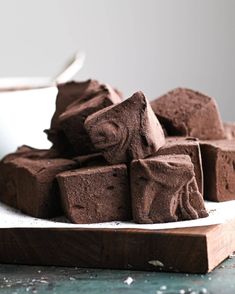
0 219 235 273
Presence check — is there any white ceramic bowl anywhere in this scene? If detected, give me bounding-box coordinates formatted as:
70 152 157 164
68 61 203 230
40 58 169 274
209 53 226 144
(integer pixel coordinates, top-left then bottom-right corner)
0 78 57 158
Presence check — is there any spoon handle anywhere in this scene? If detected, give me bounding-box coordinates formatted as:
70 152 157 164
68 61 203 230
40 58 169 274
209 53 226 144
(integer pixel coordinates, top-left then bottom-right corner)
0 51 86 92
54 51 86 85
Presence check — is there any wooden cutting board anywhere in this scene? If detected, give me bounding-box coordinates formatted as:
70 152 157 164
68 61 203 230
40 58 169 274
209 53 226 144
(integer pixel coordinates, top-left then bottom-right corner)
0 218 235 274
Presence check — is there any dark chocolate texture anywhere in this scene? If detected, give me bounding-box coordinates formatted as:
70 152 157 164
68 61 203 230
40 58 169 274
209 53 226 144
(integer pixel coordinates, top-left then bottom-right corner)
157 137 203 194
151 88 225 140
0 146 53 208
45 80 122 157
73 153 106 167
15 157 77 218
85 91 165 164
51 80 104 128
224 122 235 140
0 147 77 217
58 85 122 155
131 155 208 224
200 140 235 202
57 164 131 224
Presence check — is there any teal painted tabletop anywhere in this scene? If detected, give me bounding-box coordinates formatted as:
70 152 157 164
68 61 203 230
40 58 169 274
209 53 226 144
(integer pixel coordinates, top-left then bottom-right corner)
0 256 235 294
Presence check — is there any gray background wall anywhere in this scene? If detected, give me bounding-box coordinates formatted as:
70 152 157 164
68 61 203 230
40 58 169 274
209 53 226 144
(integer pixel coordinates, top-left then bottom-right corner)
0 0 234 120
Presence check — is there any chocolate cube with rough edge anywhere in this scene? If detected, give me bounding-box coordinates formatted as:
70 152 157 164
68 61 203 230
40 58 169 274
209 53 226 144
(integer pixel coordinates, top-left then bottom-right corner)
58 85 122 155
16 157 77 218
84 91 165 164
50 80 103 129
0 146 53 208
157 137 203 194
151 88 225 140
200 140 235 202
73 153 106 167
57 164 131 223
45 80 122 157
0 154 77 217
224 122 235 140
131 155 208 224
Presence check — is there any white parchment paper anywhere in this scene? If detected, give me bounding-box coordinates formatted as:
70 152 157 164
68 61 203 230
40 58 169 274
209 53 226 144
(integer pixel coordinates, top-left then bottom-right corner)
0 200 235 230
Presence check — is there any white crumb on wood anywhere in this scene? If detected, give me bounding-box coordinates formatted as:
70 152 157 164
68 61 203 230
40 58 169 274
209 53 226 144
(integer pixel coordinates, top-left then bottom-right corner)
148 260 164 267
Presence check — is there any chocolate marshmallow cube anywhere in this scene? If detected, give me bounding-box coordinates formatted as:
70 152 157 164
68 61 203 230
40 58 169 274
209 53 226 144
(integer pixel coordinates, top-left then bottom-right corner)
0 146 53 208
224 122 235 140
0 154 77 218
45 80 122 157
151 88 225 140
73 153 106 167
200 140 235 202
57 164 131 223
157 137 203 193
85 91 165 164
45 80 99 155
50 80 103 131
131 155 208 224
0 147 28 208
58 85 122 155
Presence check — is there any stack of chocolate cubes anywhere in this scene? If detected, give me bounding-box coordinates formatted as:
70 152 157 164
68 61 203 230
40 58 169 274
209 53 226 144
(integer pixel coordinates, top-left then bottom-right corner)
1 80 234 224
